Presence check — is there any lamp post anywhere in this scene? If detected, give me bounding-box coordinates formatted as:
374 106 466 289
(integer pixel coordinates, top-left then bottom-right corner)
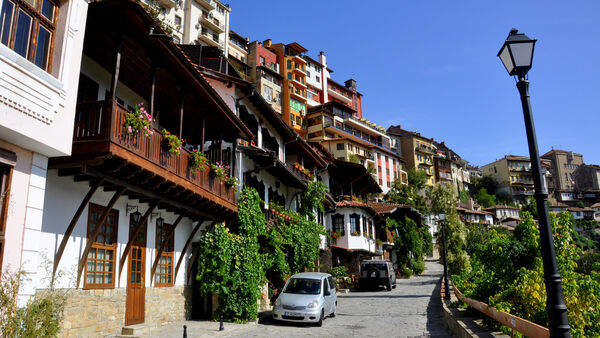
498 28 570 337
439 213 450 300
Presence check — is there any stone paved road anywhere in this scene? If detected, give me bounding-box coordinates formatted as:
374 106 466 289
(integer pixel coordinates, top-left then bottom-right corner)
149 259 453 338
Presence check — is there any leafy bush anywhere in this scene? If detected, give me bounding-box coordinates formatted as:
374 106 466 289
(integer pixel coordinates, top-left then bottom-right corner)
1 265 70 337
453 211 600 336
327 266 349 281
412 259 425 275
401 267 413 278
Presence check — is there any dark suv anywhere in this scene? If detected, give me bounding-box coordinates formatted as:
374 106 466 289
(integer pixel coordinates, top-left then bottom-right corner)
358 260 396 291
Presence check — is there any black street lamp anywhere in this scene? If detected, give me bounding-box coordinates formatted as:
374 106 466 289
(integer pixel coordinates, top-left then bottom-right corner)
439 213 450 300
498 28 570 337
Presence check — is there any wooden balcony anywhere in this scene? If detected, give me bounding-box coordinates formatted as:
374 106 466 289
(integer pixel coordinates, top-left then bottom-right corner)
57 100 237 218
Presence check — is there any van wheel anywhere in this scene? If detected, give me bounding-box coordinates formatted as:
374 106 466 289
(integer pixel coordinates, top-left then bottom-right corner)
386 279 392 291
330 302 337 317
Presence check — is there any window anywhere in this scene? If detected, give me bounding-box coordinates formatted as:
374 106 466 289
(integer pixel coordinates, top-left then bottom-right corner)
332 214 344 235
362 216 368 235
307 70 310 78
336 143 344 150
155 222 174 287
85 203 118 289
350 214 360 234
287 72 291 80
0 160 14 274
174 15 181 29
0 0 57 72
217 5 225 14
259 56 265 65
263 85 273 101
287 60 291 69
316 76 320 83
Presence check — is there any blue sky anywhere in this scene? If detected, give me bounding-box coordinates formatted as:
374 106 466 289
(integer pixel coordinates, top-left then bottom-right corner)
227 0 600 166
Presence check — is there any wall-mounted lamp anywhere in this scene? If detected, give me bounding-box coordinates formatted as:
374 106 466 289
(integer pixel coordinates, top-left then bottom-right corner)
126 203 141 224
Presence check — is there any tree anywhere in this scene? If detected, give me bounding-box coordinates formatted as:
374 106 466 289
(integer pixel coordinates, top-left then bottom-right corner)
428 182 470 274
407 168 427 190
474 188 496 208
385 179 428 214
470 175 498 196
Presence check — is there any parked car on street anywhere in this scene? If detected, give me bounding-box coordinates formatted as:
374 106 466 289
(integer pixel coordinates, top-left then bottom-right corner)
272 272 337 326
358 259 396 291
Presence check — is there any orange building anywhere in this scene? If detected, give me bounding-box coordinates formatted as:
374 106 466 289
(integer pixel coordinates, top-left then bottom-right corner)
264 40 309 136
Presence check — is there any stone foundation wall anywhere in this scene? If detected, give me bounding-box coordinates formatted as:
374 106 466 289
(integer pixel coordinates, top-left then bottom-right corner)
59 286 191 337
61 288 126 337
145 286 191 328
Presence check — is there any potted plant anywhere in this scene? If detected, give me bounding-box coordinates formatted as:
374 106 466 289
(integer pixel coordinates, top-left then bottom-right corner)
330 231 342 239
210 162 229 182
351 231 360 236
376 238 383 245
161 129 183 155
189 150 209 175
124 102 153 136
225 176 239 190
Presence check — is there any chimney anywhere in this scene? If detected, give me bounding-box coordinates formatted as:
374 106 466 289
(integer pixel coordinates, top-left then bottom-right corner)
263 39 272 48
344 78 357 91
441 141 446 146
319 51 327 67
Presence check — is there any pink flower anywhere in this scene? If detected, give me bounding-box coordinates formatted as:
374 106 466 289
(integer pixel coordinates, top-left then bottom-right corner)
143 126 147 130
139 115 143 118
150 130 154 135
128 126 132 133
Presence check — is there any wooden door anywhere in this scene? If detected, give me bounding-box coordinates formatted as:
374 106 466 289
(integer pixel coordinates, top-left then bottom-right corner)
125 221 146 325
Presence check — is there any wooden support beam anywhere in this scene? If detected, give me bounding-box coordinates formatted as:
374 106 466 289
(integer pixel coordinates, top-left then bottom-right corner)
186 244 202 285
178 92 184 139
110 32 123 101
118 199 159 284
200 116 205 153
57 167 83 177
150 64 156 120
150 212 186 285
76 186 125 287
175 220 213 282
84 166 216 219
53 179 103 281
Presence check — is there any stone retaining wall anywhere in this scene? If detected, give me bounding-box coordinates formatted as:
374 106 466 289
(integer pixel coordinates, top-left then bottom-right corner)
59 286 191 337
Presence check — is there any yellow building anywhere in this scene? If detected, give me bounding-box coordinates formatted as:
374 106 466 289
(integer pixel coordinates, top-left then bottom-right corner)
387 126 436 186
306 101 404 194
481 155 552 205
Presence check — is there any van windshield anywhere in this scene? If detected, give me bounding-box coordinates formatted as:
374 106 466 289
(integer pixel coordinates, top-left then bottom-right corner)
283 278 322 295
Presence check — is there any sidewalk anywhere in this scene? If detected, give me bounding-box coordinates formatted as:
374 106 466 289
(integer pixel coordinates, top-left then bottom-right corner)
148 319 259 338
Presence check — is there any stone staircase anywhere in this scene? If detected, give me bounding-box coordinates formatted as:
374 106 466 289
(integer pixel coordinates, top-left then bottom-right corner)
112 324 150 337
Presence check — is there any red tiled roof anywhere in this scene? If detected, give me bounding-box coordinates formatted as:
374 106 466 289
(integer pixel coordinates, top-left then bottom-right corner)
484 205 520 211
456 207 493 215
367 202 405 214
591 203 600 209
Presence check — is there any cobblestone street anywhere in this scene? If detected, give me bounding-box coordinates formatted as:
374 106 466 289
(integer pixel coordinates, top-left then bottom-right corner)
150 259 452 338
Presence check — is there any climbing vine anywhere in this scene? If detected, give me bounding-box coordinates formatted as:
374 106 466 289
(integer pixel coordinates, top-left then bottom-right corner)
195 182 326 322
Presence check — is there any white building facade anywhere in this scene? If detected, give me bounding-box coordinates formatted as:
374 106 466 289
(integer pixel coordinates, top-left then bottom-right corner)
0 0 89 303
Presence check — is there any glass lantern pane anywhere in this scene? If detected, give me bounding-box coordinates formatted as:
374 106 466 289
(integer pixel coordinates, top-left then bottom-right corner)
510 42 534 68
499 46 514 74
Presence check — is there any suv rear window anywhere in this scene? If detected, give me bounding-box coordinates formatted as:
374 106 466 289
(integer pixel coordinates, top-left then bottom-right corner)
362 263 387 270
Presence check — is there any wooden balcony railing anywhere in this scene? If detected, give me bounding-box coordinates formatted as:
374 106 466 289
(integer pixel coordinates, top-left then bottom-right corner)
73 100 236 205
